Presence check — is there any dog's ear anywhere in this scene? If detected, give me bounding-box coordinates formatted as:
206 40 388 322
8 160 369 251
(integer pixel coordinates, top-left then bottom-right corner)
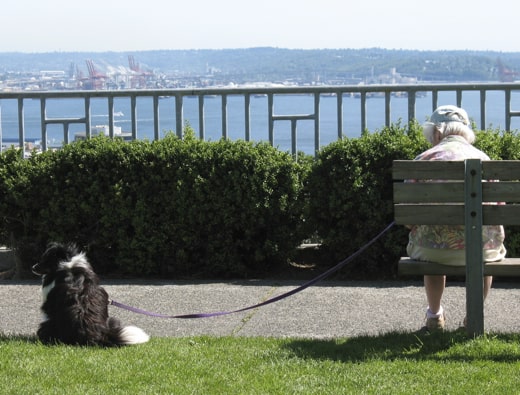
41 243 70 266
32 243 65 275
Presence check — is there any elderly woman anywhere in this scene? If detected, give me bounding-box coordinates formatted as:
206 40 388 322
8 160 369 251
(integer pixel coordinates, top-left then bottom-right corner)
407 105 506 332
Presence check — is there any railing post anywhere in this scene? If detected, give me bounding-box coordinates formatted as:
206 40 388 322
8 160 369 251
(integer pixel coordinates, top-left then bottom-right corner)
360 91 367 132
431 90 438 112
85 96 92 140
407 91 416 125
268 93 274 146
37 97 44 152
108 96 115 138
18 97 27 153
479 89 486 130
222 94 228 139
291 119 297 157
244 93 251 141
314 92 320 156
129 95 137 139
505 89 512 132
336 92 343 140
153 94 160 140
175 94 183 138
465 158 484 336
197 95 205 139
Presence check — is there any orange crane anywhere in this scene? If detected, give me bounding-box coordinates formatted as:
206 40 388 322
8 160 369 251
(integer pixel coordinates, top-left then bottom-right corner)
85 59 107 89
128 55 153 89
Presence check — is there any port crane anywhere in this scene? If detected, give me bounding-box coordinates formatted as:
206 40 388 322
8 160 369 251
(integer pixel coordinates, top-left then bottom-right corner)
128 55 153 88
85 59 107 89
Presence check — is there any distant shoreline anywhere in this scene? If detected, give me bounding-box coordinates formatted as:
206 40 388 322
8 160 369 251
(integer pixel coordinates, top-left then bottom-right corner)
1 48 518 88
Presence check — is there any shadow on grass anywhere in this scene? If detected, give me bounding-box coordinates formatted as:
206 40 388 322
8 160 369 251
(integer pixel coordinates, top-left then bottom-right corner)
284 330 520 363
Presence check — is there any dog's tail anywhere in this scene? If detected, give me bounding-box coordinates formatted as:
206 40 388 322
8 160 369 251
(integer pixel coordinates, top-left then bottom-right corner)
116 325 150 345
109 318 150 345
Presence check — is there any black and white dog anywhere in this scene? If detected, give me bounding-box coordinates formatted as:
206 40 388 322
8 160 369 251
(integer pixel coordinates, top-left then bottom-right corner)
32 242 150 346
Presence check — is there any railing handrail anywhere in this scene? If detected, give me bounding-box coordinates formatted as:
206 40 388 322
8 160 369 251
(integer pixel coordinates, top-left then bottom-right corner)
1 82 520 157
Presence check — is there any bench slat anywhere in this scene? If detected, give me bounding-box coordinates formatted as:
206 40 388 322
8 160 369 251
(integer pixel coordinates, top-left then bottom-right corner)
482 160 520 180
394 205 464 225
394 182 520 203
393 182 465 203
398 257 520 277
394 160 520 181
393 160 465 180
395 204 520 225
483 182 520 202
482 205 520 225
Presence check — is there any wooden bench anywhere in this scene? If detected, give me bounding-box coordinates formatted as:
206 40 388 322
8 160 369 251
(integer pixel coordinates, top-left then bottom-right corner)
393 159 520 336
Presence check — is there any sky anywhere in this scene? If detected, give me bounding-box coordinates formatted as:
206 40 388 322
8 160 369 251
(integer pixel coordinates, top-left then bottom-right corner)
1 0 518 53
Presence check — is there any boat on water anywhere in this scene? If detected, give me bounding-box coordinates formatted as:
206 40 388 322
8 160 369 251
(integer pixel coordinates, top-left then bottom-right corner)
74 125 132 142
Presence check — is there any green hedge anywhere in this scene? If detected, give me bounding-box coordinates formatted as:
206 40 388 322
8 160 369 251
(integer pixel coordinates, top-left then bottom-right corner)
304 122 428 279
2 124 520 280
304 124 520 280
0 130 308 278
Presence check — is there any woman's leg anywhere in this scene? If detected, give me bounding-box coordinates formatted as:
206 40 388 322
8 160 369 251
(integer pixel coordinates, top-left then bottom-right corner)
424 274 446 314
484 276 493 299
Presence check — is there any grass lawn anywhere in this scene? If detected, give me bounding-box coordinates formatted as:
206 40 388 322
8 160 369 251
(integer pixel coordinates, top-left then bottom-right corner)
2 331 520 394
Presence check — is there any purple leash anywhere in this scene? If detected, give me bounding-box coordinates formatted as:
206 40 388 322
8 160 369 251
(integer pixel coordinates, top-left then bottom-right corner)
109 221 396 319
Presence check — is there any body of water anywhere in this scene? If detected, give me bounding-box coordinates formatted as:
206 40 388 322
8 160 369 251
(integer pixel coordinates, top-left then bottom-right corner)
1 90 520 154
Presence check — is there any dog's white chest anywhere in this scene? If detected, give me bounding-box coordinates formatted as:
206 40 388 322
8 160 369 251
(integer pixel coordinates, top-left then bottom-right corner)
41 279 55 303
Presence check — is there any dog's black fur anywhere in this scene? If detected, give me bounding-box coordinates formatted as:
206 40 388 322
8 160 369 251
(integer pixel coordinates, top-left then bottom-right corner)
32 242 149 346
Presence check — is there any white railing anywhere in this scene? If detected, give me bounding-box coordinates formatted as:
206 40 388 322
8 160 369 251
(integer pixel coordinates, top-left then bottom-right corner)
1 82 520 156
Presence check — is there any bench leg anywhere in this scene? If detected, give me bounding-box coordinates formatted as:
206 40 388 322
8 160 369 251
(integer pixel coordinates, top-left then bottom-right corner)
465 266 484 336
464 159 485 336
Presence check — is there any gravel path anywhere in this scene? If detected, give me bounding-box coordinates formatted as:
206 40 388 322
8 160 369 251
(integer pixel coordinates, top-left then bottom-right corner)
2 279 520 339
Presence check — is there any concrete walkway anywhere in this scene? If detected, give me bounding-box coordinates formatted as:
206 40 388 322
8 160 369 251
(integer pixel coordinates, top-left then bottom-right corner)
2 279 520 338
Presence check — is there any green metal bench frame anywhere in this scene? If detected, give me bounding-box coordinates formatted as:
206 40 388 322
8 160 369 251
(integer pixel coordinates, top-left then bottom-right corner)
393 159 520 336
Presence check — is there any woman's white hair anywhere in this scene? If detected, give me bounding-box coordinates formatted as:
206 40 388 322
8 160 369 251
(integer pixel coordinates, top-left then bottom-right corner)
422 105 475 145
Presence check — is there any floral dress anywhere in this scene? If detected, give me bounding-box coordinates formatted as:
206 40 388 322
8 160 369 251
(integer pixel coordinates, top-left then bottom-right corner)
406 135 506 265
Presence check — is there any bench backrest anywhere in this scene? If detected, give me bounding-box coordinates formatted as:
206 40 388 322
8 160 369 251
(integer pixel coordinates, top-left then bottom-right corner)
393 159 520 226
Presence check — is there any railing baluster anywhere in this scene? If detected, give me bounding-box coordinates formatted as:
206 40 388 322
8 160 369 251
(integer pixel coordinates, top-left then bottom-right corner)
63 122 70 145
480 89 486 130
360 92 367 131
153 94 160 140
175 93 183 138
130 95 137 139
384 91 391 127
198 95 204 139
336 92 343 140
268 93 274 146
37 98 43 151
505 89 511 131
244 93 251 142
407 91 416 124
85 96 92 139
432 90 438 112
291 119 297 156
314 92 320 155
108 96 115 138
221 94 228 139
